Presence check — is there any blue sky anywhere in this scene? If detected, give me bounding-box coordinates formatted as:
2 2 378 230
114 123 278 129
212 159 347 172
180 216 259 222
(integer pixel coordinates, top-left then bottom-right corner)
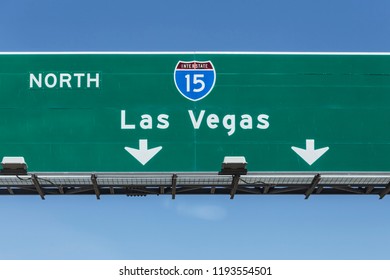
1 0 389 52
0 0 390 259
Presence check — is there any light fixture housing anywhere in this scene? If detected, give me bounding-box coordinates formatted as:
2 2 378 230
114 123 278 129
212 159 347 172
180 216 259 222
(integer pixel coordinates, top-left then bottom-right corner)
219 156 247 175
0 157 28 175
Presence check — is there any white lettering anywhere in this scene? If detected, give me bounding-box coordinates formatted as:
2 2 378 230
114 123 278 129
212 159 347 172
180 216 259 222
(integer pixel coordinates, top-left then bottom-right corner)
73 73 85 88
29 73 42 88
223 114 236 136
87 73 100 88
188 110 205 129
206 114 219 129
30 72 100 89
157 114 169 129
140 114 153 129
121 111 171 130
45 73 57 88
59 73 72 88
121 110 136 129
257 114 270 129
240 114 253 129
188 110 269 135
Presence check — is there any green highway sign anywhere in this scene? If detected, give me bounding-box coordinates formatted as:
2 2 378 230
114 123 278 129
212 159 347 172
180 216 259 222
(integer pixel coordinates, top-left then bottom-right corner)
0 52 390 172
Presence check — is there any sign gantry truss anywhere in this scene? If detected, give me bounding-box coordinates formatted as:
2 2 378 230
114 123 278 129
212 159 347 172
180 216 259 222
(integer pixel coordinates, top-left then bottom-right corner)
0 173 390 200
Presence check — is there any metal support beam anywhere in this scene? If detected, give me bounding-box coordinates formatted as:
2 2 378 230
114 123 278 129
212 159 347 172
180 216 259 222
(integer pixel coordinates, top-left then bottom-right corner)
235 187 262 195
379 182 390 199
0 172 389 197
176 187 203 194
263 185 271 194
316 186 324 194
66 187 94 195
32 174 45 200
230 175 240 199
171 174 177 200
58 185 64 194
269 186 307 194
91 174 100 200
332 186 365 194
365 186 374 194
305 174 321 199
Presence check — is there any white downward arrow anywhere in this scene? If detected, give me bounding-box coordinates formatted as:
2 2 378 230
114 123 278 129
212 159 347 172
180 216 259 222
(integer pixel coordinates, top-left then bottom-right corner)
291 139 329 166
125 139 162 165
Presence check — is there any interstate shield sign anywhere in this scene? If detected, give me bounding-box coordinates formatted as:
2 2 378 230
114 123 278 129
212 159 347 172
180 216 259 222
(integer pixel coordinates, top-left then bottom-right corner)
174 61 216 101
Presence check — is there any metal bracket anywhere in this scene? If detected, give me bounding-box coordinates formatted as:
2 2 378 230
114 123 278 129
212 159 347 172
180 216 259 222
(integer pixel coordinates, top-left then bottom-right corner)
32 174 45 200
91 174 100 200
171 174 177 199
230 175 241 199
305 174 321 199
379 182 390 199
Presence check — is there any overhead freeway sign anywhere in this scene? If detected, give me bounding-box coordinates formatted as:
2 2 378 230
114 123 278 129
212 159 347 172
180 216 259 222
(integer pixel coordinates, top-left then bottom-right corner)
1 52 390 173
